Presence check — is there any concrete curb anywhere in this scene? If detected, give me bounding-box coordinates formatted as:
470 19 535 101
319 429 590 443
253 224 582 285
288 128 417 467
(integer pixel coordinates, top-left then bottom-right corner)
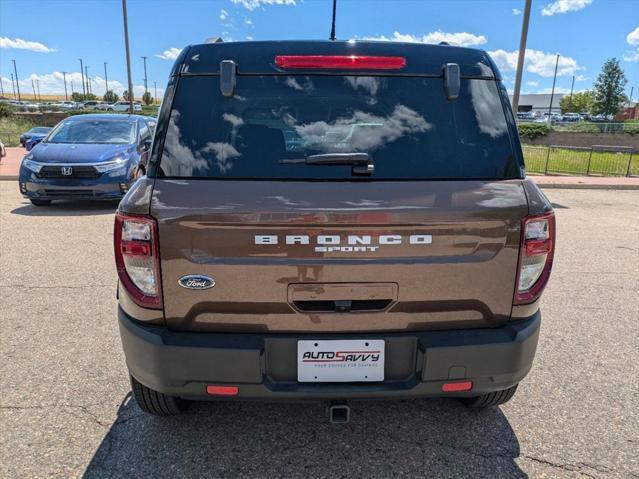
0 176 18 181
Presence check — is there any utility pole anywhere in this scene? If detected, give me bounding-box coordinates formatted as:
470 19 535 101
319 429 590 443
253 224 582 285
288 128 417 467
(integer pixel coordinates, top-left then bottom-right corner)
141 56 148 92
104 62 109 95
154 81 157 104
569 75 575 111
122 0 135 113
547 54 560 120
512 0 532 113
36 79 41 101
85 66 90 95
62 72 68 100
71 80 75 94
0 77 4 97
31 79 37 101
79 59 86 96
12 59 21 101
629 86 634 103
10 73 16 99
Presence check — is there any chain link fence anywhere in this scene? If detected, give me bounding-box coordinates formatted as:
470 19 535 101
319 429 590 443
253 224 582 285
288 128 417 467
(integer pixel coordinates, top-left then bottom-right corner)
523 145 638 177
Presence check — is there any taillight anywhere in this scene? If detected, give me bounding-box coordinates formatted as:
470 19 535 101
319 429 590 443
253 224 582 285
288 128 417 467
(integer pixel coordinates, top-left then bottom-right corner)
114 212 163 309
514 212 556 305
274 55 406 70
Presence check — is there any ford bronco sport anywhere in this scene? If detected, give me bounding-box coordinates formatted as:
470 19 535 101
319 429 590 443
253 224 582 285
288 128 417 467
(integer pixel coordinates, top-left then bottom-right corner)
114 41 555 419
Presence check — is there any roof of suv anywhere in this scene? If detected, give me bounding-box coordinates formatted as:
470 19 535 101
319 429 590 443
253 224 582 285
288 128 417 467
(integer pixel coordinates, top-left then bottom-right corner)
173 40 501 79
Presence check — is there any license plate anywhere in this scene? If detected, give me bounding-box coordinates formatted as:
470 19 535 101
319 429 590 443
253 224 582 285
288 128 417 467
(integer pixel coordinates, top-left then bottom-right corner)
297 339 385 382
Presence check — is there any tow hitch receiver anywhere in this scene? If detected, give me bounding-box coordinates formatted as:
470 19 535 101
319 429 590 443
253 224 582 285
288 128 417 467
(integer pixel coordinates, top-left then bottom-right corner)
327 401 351 424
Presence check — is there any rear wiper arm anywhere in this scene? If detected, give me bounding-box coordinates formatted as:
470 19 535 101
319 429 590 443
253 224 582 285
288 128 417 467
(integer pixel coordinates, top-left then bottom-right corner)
280 153 374 175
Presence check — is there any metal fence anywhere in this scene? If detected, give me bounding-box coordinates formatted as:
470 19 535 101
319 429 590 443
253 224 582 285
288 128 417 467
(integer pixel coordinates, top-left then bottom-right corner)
523 145 638 177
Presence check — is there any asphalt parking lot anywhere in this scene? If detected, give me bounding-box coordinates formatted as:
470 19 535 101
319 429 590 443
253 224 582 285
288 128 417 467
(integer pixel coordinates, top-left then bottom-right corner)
1 182 637 478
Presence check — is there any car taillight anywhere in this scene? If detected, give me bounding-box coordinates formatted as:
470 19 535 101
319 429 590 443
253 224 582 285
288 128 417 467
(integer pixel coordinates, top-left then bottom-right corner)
114 212 163 309
514 212 556 305
274 55 406 70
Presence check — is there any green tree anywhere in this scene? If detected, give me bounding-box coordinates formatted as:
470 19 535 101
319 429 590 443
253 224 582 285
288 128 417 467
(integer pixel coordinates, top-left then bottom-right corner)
592 58 627 116
142 91 153 106
103 90 119 103
70 92 97 102
560 91 595 114
122 90 133 101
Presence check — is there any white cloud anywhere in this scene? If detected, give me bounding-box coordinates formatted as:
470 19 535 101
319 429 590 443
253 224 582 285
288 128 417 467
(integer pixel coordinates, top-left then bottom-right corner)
541 0 592 16
245 18 254 26
219 9 229 20
5 71 165 98
489 49 584 77
155 47 182 60
624 27 639 62
231 0 296 10
246 36 254 40
527 80 539 87
512 8 522 15
0 37 55 53
575 75 589 81
364 30 487 47
624 51 639 62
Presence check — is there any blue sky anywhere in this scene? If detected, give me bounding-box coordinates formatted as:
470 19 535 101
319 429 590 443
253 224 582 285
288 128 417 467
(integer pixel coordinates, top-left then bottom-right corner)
1 0 637 100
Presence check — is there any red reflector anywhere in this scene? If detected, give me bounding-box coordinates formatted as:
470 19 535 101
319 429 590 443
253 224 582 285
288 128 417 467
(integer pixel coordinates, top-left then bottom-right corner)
121 240 151 257
525 239 552 256
206 385 239 396
275 55 406 70
442 381 473 392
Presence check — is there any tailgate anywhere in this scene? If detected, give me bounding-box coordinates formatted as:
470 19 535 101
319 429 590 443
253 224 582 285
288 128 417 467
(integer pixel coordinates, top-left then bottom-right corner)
151 179 527 332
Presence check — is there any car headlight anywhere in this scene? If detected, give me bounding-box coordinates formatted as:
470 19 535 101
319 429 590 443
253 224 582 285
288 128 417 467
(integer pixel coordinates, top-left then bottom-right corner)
94 158 127 173
22 156 42 173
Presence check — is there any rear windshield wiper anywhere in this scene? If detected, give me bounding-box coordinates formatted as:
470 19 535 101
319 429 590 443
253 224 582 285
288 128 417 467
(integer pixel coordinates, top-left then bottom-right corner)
280 153 374 175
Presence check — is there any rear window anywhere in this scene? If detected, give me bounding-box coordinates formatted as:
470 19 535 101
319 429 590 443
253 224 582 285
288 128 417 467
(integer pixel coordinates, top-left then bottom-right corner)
158 75 520 180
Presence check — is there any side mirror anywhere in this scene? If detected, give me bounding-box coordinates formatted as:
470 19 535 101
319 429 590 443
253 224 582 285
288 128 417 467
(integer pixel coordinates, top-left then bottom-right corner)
142 138 152 151
443 63 460 101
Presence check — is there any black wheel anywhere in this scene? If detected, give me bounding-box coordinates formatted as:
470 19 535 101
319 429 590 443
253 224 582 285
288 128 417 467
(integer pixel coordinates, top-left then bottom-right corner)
30 199 52 207
130 375 187 416
459 384 518 408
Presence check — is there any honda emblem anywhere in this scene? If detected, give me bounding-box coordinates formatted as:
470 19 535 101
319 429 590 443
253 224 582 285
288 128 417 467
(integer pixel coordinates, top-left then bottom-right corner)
61 166 73 176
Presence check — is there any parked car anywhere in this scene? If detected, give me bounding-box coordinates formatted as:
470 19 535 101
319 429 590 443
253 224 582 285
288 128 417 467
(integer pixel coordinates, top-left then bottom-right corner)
562 113 582 122
19 127 53 147
18 114 156 206
516 112 535 121
114 40 555 419
84 101 109 110
108 101 142 112
0 140 6 159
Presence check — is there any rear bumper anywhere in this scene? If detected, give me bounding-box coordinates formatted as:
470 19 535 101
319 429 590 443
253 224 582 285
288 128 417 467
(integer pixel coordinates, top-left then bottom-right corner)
118 307 541 400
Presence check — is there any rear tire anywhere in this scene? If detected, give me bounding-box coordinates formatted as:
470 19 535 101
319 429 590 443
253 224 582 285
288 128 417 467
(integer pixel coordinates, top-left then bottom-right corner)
130 375 187 416
30 199 52 207
459 384 518 408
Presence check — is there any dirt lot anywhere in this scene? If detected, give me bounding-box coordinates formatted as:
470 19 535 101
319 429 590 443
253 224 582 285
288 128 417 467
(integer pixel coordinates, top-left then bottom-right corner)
1 183 637 478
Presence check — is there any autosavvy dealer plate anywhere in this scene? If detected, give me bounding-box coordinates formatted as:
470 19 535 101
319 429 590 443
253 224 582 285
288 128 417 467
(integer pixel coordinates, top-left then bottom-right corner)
297 339 385 382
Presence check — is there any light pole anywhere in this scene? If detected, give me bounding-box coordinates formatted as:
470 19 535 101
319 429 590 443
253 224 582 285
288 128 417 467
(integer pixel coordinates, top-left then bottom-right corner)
122 0 135 113
79 58 86 96
512 0 532 114
71 80 75 94
104 62 109 95
0 77 4 97
36 79 41 101
154 81 157 104
12 59 21 101
85 66 90 95
31 79 37 101
547 54 560 119
569 75 575 111
10 73 16 99
141 56 148 93
62 72 68 100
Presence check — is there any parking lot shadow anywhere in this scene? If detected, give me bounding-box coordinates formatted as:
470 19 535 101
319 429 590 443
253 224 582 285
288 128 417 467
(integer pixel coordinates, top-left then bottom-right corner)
10 199 119 217
83 393 525 478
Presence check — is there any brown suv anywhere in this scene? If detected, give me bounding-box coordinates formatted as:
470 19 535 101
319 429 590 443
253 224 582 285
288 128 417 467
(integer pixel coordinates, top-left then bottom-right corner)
114 41 555 420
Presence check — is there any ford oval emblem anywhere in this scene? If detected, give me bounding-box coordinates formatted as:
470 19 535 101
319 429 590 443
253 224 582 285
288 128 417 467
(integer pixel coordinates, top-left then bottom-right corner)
178 275 215 290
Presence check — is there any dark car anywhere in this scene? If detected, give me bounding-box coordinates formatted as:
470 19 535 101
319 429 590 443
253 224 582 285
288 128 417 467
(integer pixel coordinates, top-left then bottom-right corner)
115 41 555 420
19 127 52 147
19 114 156 206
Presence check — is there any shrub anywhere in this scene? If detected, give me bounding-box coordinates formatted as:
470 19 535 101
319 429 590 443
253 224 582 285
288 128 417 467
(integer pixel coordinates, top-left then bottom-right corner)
624 123 639 136
0 102 15 119
518 123 551 140
564 122 601 133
